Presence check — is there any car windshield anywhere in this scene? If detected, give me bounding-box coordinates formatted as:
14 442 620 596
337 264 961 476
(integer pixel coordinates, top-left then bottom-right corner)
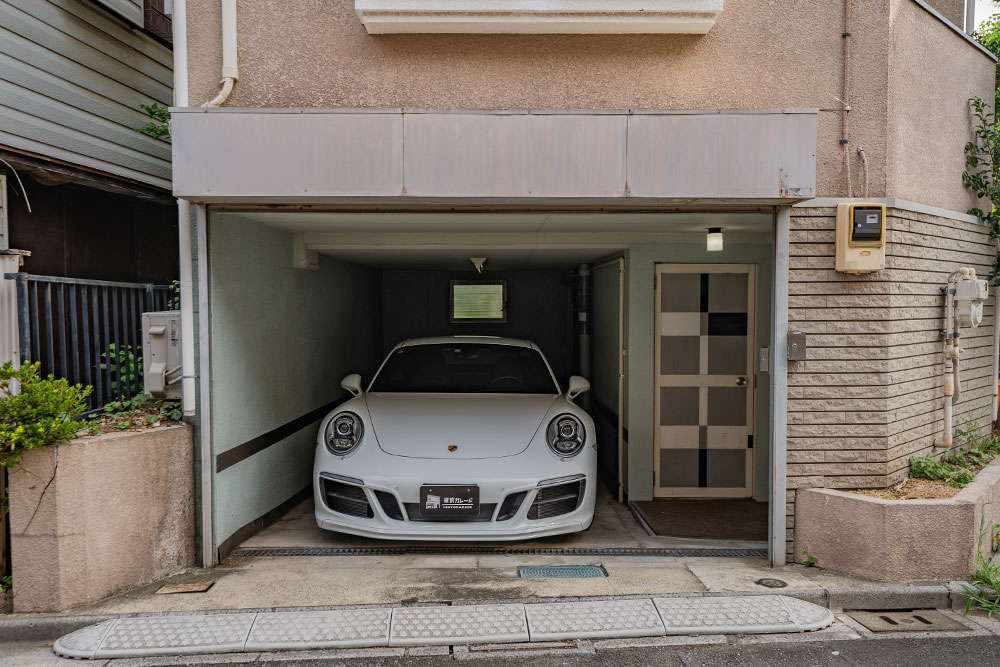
369 343 559 394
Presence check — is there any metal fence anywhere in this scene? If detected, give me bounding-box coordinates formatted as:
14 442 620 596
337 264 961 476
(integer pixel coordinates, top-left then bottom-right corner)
5 273 173 412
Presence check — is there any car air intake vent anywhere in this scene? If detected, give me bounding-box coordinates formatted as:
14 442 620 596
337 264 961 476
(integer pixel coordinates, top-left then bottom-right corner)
496 491 528 521
404 504 497 522
323 479 373 518
528 480 585 520
374 490 405 521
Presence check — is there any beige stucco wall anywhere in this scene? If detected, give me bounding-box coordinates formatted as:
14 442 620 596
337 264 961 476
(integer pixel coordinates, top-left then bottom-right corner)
183 0 993 212
786 204 995 559
888 0 994 213
926 0 967 29
9 425 195 612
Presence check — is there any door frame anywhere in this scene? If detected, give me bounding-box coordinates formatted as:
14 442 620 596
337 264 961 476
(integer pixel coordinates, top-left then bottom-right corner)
653 263 756 498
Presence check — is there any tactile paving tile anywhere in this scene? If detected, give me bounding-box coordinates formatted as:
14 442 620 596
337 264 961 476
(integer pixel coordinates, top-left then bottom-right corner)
389 605 529 646
780 596 837 630
653 595 833 634
245 608 391 650
526 599 665 641
94 613 257 658
53 621 117 659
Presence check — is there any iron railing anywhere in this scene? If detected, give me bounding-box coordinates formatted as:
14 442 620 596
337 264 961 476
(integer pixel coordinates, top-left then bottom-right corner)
5 273 173 412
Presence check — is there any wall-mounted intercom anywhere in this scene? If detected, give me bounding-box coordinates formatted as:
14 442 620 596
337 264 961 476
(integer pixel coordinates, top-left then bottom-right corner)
835 203 887 274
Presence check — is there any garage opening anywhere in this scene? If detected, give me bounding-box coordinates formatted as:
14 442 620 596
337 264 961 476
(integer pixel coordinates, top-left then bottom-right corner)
203 211 773 560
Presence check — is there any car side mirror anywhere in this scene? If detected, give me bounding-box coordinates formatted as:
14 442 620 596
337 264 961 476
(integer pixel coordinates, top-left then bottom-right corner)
341 374 363 397
566 376 590 400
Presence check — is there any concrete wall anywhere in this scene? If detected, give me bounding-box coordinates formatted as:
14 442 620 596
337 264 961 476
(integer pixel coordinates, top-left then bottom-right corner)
887 0 994 213
786 204 995 560
794 459 1000 581
209 214 381 547
625 241 774 503
9 425 194 612
925 0 967 29
182 0 994 211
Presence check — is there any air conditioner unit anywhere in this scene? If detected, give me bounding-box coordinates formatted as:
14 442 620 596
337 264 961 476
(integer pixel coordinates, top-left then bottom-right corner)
142 311 182 399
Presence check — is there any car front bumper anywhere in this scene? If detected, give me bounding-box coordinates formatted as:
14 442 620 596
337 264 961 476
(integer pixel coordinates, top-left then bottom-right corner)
313 467 596 541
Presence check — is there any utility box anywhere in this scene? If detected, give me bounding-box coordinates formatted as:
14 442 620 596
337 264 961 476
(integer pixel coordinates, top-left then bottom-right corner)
835 203 887 274
142 311 181 399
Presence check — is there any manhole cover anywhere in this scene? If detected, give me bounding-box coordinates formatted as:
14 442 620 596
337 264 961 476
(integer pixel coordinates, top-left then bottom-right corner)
847 610 967 633
518 565 608 579
755 578 788 589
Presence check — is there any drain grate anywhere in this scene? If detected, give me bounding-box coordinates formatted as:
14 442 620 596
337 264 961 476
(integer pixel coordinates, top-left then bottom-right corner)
846 610 967 633
518 565 608 579
231 546 768 558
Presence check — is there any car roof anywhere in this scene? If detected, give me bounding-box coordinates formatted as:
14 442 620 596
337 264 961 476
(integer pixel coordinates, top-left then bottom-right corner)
397 336 536 350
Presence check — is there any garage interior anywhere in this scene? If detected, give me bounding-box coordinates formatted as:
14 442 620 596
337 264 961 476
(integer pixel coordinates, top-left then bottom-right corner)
203 210 776 560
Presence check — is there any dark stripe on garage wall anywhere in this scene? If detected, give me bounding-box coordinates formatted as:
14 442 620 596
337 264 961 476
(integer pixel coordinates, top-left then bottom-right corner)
215 396 348 473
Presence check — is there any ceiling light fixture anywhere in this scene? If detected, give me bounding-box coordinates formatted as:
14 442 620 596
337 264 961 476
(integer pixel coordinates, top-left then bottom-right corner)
470 257 487 273
707 228 724 252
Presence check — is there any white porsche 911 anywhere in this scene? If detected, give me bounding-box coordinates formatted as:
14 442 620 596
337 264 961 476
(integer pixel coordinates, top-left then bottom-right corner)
313 336 597 540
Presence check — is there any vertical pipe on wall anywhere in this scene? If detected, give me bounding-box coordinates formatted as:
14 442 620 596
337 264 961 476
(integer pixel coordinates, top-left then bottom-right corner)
172 0 196 416
771 207 791 568
577 263 592 390
196 203 214 566
966 0 976 35
841 0 853 198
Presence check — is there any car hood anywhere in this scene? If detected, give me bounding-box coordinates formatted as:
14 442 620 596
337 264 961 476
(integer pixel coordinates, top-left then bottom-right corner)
366 393 559 459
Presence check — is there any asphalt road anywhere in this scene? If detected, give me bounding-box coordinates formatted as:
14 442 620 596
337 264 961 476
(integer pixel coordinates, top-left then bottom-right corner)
242 636 1000 667
5 635 1000 666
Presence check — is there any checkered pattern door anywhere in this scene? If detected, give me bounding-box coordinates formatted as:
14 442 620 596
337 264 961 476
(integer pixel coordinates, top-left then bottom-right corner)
654 265 754 497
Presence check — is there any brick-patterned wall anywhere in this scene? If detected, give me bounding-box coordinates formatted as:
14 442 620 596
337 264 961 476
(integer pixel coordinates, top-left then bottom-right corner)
787 205 995 560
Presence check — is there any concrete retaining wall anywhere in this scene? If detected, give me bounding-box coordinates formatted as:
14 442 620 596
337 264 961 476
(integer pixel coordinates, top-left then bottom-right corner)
8 425 194 612
794 458 1000 582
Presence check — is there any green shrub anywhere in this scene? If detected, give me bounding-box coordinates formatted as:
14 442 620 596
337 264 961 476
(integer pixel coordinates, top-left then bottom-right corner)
0 361 93 470
909 454 976 488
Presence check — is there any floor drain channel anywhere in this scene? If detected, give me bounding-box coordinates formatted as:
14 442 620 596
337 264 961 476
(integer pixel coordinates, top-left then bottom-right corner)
518 565 607 579
846 610 967 633
231 546 768 558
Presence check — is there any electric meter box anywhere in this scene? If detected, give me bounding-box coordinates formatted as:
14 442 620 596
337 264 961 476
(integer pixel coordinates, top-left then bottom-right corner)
835 203 887 274
142 311 182 399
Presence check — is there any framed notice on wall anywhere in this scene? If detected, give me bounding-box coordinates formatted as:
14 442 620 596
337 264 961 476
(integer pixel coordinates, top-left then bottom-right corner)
450 281 507 323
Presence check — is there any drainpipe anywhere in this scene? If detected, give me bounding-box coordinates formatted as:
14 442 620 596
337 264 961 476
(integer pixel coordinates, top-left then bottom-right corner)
577 264 592 410
967 0 976 36
993 240 1000 423
938 269 973 449
202 0 238 107
841 0 853 197
172 0 195 417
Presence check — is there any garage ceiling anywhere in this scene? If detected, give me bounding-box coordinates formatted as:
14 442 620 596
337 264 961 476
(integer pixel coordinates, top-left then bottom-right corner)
229 211 773 269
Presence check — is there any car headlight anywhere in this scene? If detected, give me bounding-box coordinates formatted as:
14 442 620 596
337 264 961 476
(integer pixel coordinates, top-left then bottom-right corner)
325 412 364 455
547 414 585 457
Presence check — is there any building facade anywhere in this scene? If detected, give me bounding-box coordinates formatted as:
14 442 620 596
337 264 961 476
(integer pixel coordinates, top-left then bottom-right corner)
171 0 997 565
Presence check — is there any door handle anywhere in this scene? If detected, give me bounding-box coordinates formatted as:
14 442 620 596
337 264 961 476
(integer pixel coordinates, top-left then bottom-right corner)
736 376 747 387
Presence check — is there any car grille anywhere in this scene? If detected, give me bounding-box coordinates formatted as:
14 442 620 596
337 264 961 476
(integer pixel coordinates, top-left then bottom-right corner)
528 480 585 520
404 503 497 522
374 490 405 521
496 491 528 521
322 479 373 518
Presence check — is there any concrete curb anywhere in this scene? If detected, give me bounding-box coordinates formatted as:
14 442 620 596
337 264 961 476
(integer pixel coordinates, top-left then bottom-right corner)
0 585 970 643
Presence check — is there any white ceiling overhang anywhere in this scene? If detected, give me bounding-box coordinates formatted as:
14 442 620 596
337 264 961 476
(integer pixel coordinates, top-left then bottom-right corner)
171 109 817 205
354 0 724 34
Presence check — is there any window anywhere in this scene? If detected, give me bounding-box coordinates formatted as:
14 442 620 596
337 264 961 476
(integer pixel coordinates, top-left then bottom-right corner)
369 343 558 394
451 281 506 323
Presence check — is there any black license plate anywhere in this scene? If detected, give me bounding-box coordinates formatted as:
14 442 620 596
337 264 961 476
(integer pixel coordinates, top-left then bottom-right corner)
420 485 480 517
